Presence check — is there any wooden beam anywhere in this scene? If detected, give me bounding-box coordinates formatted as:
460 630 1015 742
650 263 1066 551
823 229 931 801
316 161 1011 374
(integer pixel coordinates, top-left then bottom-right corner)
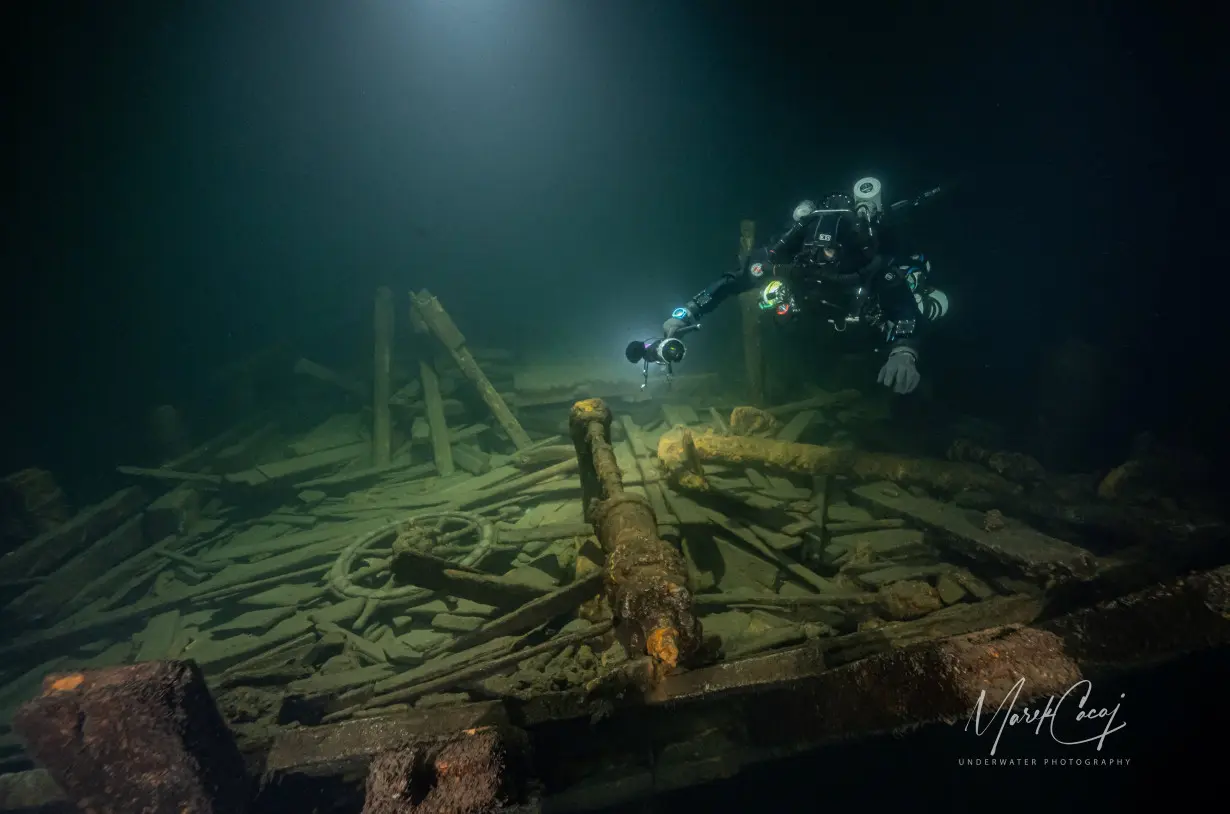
372 286 394 467
411 290 533 450
736 219 764 406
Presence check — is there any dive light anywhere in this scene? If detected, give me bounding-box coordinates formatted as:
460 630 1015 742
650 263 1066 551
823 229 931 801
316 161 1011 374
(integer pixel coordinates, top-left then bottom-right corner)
625 336 687 366
625 324 699 390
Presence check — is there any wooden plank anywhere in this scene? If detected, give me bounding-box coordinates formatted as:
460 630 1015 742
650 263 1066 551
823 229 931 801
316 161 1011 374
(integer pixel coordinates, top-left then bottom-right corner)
616 416 676 525
432 570 604 655
661 404 699 427
293 357 366 397
412 290 533 450
264 702 510 777
745 469 771 490
420 360 454 476
286 414 363 457
0 537 348 660
144 485 200 540
286 664 395 700
690 502 831 593
373 287 395 467
736 219 763 405
253 442 367 482
133 610 181 662
824 528 926 555
213 421 279 469
294 461 434 490
6 515 148 622
116 466 221 486
203 517 386 562
451 443 491 475
391 549 552 607
850 482 1099 578
0 486 147 579
776 410 818 443
159 414 269 472
506 371 720 407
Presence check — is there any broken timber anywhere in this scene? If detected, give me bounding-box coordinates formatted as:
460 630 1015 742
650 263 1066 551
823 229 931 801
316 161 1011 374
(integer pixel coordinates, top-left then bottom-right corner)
735 219 764 406
12 660 249 814
293 357 367 397
372 286 394 467
570 398 701 668
390 547 553 607
4 566 1228 812
6 514 148 622
0 486 147 580
406 295 455 477
850 481 1099 579
428 570 605 657
420 354 455 476
649 564 1230 738
412 289 533 450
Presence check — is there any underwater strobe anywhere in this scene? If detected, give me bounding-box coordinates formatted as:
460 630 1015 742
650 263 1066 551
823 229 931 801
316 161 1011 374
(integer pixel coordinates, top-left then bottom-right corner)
625 325 697 390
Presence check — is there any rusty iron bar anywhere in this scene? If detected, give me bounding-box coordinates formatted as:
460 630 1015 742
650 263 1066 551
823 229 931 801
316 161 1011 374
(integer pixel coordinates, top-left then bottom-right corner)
657 426 1021 496
569 399 701 669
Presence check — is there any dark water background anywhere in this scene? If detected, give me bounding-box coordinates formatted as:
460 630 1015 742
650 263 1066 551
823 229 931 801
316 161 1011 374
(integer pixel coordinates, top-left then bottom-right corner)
5 0 1222 500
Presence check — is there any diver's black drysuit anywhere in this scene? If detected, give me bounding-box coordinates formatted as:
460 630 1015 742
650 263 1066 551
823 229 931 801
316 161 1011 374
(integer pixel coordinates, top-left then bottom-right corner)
665 205 948 393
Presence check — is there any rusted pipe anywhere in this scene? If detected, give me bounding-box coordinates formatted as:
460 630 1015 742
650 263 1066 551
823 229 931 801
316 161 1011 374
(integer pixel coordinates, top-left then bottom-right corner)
658 426 1021 496
569 399 701 669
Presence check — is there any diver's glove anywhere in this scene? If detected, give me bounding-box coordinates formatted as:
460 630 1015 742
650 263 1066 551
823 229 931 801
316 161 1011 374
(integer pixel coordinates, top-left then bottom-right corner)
877 346 920 394
662 317 689 338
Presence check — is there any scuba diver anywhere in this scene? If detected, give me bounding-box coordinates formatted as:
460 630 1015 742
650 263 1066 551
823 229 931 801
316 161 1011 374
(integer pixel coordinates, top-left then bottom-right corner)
656 177 949 394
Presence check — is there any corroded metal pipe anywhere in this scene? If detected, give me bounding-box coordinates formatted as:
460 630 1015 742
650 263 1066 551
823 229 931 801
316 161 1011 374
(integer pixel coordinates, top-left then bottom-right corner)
569 399 701 669
658 426 1021 496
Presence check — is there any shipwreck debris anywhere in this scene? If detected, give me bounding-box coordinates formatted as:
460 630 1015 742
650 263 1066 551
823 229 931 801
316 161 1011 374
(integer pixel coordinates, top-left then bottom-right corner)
362 725 530 814
0 468 69 556
947 439 1047 486
294 357 367 398
412 290 533 451
658 426 1020 496
570 398 701 669
0 485 147 580
734 219 765 406
372 287 395 468
12 660 249 814
849 481 1099 579
3 294 1228 814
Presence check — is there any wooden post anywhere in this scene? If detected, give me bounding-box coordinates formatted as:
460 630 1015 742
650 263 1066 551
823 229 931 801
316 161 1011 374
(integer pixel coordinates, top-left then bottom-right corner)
735 219 764 406
372 287 394 468
408 296 454 476
411 290 533 451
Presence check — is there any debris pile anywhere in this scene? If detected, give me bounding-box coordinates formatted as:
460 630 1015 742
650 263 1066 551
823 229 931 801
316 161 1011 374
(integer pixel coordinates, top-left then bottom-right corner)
0 282 1226 811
